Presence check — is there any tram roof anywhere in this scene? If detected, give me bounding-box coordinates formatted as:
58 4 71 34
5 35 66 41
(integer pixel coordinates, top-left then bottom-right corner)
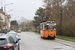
40 20 56 24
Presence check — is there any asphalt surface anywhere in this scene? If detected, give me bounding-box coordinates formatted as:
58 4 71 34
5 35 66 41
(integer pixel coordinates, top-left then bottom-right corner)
18 32 75 50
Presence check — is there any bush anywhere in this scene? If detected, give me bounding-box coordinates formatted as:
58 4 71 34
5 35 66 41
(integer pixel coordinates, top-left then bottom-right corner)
57 18 75 37
33 29 37 32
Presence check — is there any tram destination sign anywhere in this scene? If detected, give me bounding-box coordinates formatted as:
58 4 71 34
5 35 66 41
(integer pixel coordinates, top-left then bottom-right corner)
49 24 55 26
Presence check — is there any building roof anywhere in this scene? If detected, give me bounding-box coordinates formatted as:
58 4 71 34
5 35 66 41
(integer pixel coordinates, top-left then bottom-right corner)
5 15 11 18
0 13 11 18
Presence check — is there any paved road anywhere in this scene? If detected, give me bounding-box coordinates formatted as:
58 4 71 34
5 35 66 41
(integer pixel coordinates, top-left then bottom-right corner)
18 32 75 50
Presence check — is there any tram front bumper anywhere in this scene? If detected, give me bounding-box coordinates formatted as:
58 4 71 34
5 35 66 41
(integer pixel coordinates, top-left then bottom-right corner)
48 36 55 38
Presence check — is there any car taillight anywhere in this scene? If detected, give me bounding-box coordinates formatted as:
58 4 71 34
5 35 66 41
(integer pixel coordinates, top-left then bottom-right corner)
3 46 12 49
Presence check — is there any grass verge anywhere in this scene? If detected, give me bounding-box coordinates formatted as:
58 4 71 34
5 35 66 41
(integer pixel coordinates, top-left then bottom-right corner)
56 35 75 42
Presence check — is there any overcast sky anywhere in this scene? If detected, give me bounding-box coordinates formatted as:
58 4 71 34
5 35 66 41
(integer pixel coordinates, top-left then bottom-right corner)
0 0 43 20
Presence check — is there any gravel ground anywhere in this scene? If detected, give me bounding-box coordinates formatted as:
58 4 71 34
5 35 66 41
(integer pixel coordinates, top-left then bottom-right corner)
18 32 75 50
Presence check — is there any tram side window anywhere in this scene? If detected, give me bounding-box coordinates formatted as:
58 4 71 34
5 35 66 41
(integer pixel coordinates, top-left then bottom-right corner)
44 24 49 30
45 25 49 30
40 24 43 30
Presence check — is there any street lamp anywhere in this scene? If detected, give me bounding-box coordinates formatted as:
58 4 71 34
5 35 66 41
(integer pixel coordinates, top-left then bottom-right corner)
7 9 13 12
4 3 13 13
4 3 13 34
4 3 13 6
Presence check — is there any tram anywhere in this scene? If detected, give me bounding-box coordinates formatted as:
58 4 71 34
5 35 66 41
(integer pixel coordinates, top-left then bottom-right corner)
40 20 56 39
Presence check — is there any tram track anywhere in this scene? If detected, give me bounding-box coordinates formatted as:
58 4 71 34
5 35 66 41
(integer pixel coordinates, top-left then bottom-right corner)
55 38 75 48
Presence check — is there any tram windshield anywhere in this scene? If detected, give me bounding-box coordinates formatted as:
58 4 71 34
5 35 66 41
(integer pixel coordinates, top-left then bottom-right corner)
44 23 56 30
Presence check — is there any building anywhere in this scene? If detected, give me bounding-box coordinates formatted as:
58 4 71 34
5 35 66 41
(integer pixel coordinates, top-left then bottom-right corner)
0 7 11 29
5 15 11 29
0 16 3 30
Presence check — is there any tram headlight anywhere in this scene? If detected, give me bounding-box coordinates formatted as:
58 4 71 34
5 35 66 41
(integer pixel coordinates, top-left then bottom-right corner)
47 24 49 25
54 23 56 25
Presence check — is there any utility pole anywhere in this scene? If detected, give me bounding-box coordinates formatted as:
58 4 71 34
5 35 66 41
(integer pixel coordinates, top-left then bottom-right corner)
60 9 62 35
4 6 6 34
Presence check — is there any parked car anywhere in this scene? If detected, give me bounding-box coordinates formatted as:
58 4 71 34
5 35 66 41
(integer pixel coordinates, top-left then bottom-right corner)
0 34 19 50
8 30 19 38
8 31 17 35
18 30 21 33
7 34 21 50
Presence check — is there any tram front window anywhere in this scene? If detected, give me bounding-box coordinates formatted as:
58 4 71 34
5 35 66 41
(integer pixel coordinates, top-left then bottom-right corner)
49 26 54 29
45 25 56 30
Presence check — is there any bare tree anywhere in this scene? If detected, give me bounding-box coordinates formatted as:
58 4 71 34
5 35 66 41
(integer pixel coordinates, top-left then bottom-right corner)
18 17 33 31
